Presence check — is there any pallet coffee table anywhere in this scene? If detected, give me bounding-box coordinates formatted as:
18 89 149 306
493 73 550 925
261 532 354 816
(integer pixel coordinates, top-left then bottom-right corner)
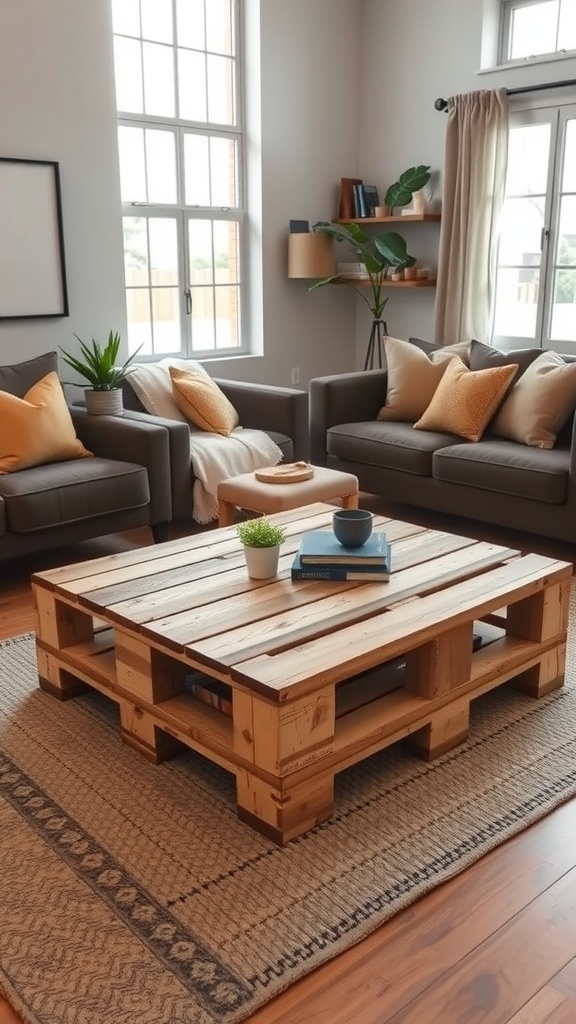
32 504 572 845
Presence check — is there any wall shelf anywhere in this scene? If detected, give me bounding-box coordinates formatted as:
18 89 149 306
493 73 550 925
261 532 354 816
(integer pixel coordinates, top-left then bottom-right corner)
334 214 441 224
336 277 436 288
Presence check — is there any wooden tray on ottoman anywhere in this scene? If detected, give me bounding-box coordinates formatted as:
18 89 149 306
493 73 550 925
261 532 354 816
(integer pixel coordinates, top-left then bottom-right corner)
31 503 572 845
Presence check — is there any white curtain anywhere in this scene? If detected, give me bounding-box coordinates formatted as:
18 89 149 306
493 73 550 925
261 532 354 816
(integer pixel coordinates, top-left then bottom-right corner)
434 88 509 346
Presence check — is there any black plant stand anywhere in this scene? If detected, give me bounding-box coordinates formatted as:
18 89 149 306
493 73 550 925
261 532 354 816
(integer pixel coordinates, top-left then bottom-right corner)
364 319 388 370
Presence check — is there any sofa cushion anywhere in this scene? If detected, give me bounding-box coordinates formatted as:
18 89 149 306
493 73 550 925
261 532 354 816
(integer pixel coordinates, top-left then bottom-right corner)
409 338 472 365
492 351 576 449
169 366 239 435
327 420 466 476
0 351 59 397
414 359 517 442
433 440 569 504
128 358 210 422
377 337 451 422
0 372 92 473
0 458 150 533
468 339 542 383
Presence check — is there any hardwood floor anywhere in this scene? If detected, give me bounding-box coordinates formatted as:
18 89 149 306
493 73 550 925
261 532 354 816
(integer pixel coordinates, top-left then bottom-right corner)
1 506 576 1024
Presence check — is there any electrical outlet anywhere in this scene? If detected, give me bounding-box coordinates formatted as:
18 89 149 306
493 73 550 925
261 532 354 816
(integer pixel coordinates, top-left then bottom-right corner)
291 367 300 386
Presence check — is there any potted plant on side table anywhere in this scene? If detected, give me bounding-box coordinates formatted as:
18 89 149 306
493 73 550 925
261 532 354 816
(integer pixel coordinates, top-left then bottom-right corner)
237 517 287 579
60 331 142 415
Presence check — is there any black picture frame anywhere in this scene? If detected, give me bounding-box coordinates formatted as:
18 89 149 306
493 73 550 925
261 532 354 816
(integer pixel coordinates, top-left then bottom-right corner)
0 157 69 319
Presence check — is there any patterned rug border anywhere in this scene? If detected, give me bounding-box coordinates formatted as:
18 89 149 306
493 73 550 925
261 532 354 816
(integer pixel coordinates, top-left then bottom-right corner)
2 629 576 1023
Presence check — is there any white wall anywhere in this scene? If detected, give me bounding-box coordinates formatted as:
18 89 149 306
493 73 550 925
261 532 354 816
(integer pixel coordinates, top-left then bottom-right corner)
0 0 126 369
358 0 576 366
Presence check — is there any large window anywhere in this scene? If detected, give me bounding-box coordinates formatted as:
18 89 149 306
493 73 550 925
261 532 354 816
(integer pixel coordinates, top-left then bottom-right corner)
112 0 245 359
492 104 576 354
500 1 576 65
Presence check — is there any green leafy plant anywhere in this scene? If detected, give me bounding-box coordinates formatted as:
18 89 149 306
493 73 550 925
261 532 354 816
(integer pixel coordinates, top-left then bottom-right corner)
237 517 287 548
308 223 417 319
60 331 142 391
384 164 431 209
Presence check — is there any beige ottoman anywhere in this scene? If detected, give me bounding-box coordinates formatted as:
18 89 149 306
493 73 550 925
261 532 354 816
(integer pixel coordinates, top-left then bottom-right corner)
217 465 359 526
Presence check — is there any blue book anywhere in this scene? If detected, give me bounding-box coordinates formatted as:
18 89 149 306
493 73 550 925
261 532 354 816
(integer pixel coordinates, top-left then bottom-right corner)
291 551 390 582
299 529 389 565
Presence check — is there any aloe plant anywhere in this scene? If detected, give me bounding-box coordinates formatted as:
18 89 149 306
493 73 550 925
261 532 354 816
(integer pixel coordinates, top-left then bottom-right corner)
308 222 417 319
60 331 142 391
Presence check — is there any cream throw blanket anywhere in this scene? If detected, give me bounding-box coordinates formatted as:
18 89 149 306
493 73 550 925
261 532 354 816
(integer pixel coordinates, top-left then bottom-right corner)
129 361 283 524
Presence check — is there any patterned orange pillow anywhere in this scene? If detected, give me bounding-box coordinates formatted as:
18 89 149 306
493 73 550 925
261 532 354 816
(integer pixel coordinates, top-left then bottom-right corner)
169 366 239 435
413 358 518 442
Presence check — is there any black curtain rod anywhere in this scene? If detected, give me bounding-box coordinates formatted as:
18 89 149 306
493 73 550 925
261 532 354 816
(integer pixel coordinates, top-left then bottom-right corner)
434 76 576 110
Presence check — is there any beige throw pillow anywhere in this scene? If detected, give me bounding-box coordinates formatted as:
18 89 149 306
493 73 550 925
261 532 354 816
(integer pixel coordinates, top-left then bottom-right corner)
377 336 451 422
170 366 239 435
0 371 92 473
491 351 576 449
413 358 518 442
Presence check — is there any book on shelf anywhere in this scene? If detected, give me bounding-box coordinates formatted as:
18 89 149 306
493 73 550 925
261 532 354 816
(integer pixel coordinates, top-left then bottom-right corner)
299 529 389 565
291 552 390 582
362 184 380 217
352 182 369 218
184 671 233 717
338 177 362 220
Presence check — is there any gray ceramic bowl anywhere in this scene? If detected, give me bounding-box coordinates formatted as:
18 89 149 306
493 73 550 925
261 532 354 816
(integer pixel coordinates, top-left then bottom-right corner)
332 508 374 547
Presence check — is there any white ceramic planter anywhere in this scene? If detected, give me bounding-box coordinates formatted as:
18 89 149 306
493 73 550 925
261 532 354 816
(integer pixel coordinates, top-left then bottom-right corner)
85 389 124 416
243 544 280 580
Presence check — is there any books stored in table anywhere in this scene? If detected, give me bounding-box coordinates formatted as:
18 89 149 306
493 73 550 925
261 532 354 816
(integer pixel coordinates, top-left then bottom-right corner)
291 552 390 582
185 671 233 716
299 529 389 565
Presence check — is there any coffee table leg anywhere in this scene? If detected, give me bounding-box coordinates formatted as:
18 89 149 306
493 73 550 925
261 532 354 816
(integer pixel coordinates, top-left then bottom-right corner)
506 580 569 697
406 696 470 761
236 770 335 845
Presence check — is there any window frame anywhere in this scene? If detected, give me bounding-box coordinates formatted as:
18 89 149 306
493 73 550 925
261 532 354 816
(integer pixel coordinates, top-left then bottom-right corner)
499 0 576 67
113 0 249 362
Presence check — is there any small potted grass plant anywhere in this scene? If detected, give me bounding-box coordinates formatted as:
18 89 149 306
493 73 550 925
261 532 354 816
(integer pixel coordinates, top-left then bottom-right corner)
237 517 287 579
60 331 142 415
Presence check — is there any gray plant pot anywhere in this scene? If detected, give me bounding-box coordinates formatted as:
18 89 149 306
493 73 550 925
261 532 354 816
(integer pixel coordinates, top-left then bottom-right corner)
84 389 124 416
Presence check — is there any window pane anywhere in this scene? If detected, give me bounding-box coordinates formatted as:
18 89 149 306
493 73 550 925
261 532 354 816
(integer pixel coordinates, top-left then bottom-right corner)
141 0 173 44
114 37 143 113
188 219 213 283
178 49 207 121
214 285 240 348
493 267 539 338
506 124 550 195
118 127 146 201
498 197 545 265
190 286 215 350
206 0 234 56
112 0 140 37
207 55 235 126
551 269 576 340
176 0 205 48
145 130 177 203
184 135 210 205
557 196 576 266
143 42 175 116
149 219 178 285
213 221 239 283
123 217 149 285
210 138 238 207
151 288 181 352
558 0 576 50
510 1 559 59
126 290 152 355
562 120 576 192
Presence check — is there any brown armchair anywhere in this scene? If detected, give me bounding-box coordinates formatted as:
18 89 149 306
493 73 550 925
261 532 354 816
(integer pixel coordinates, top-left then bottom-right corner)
0 352 173 562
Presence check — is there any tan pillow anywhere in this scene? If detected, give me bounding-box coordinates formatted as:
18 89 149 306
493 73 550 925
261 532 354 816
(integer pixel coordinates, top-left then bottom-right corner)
429 341 472 365
0 371 92 474
169 366 239 435
377 336 451 422
413 358 518 442
492 351 576 449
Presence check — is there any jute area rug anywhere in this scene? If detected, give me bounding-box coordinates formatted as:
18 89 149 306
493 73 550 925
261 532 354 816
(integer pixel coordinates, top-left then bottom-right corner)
2 606 576 1024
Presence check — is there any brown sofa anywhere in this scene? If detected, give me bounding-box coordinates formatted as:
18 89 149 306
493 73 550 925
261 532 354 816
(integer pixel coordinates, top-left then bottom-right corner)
309 342 576 544
0 352 173 562
121 375 309 523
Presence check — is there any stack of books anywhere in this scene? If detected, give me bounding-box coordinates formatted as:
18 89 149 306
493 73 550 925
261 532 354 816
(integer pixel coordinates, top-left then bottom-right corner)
291 530 391 582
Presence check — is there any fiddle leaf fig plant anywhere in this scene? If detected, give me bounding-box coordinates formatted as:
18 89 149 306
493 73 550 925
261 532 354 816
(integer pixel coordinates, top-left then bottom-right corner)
384 164 431 210
307 222 416 320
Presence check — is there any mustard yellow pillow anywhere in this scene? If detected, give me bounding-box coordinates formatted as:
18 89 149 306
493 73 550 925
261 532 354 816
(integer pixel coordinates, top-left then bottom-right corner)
0 371 92 474
413 358 518 442
377 336 451 422
169 366 239 436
